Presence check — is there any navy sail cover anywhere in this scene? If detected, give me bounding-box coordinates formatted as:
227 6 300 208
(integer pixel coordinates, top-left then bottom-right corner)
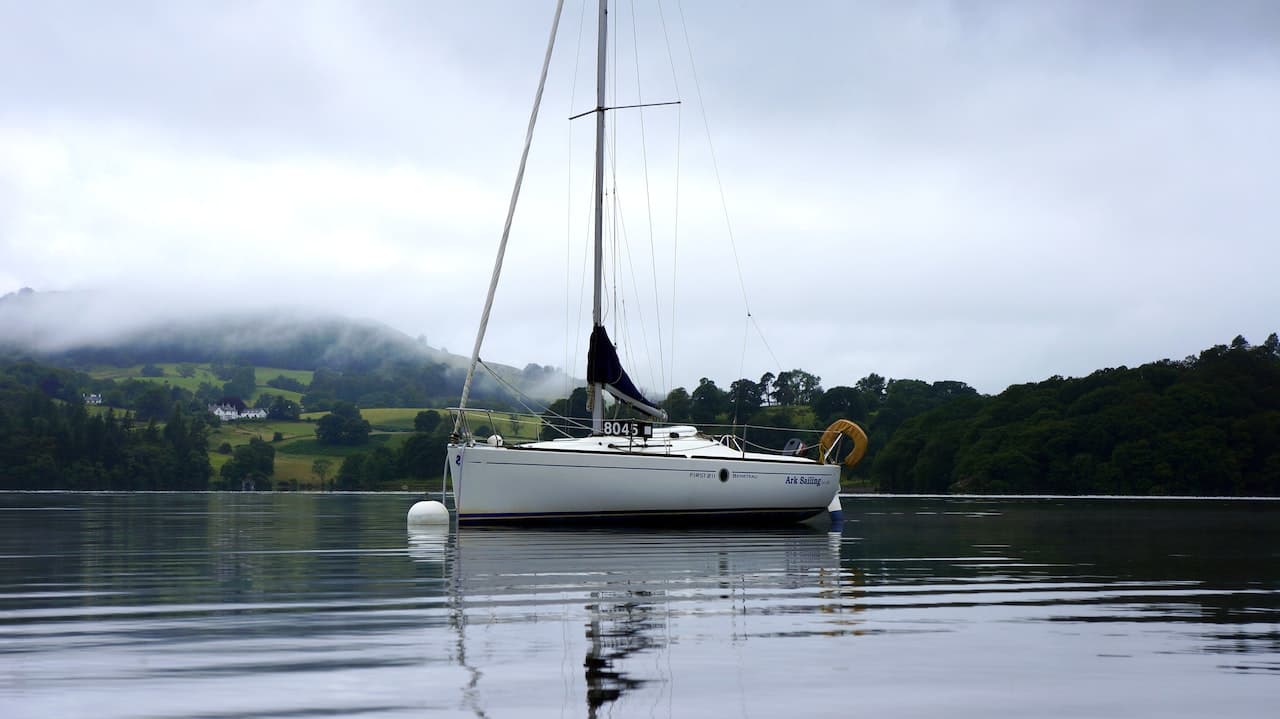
587 326 667 419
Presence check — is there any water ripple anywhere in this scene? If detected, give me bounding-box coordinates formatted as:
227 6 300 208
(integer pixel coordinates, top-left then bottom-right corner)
1 493 1277 718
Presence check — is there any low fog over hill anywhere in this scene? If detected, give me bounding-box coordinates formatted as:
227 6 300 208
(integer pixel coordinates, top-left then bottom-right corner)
0 288 573 400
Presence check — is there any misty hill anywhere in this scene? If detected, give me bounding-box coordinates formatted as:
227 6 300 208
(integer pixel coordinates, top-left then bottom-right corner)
0 288 567 403
0 287 434 370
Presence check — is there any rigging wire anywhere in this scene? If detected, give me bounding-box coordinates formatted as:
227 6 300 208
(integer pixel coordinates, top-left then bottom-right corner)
572 160 594 386
607 162 660 395
591 0 684 403
629 0 667 395
670 0 747 314
656 0 682 397
561 0 778 407
571 0 598 396
669 103 682 397
476 360 592 438
600 0 685 402
750 312 785 377
672 0 789 384
671 0 790 386
454 0 565 430
470 353 828 456
604 3 652 398
732 312 750 426
600 7 661 397
565 0 591 400
673 0 751 318
610 0 619 342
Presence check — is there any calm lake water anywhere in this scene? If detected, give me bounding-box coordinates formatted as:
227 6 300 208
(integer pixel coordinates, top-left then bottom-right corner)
1 493 1276 718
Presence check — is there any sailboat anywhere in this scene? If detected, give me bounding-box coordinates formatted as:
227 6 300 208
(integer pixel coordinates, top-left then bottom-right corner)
444 0 866 524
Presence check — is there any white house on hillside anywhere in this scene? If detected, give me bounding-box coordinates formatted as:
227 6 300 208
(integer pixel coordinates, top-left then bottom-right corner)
208 404 268 421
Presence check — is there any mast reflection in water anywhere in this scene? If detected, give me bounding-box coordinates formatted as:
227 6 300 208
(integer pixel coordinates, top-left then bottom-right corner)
424 527 860 717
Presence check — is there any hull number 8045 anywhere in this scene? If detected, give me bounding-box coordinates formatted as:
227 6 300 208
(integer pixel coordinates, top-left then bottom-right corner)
602 420 653 438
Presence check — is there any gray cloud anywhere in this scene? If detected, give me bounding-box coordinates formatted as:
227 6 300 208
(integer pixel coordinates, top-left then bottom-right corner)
2 1 1278 396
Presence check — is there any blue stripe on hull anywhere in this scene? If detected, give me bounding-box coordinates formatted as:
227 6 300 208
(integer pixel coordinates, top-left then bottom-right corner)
458 506 826 526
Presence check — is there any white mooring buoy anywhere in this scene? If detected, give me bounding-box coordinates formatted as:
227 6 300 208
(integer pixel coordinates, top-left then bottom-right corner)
407 500 450 526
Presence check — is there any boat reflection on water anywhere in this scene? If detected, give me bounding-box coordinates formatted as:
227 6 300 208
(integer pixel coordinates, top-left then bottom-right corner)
407 527 864 717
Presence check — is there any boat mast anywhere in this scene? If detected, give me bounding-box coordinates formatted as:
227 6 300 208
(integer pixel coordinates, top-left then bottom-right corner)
591 0 607 435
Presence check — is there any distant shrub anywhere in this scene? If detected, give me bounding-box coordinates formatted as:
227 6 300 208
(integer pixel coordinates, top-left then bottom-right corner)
414 410 442 433
217 442 233 455
315 402 371 446
266 375 307 393
272 431 284 442
140 364 164 377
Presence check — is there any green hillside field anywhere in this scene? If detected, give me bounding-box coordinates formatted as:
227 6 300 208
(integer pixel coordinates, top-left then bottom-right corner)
208 417 418 489
89 363 312 404
301 407 541 441
301 407 436 431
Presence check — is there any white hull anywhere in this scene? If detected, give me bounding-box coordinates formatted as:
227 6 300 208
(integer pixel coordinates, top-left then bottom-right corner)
447 438 840 524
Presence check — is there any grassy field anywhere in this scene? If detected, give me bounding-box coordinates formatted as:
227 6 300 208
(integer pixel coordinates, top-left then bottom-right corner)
89 363 312 404
208 419 317 448
79 361 515 489
91 363 222 392
361 407 434 431
205 406 541 489
207 416 418 488
299 407 450 432
274 433 407 456
299 407 543 441
459 410 543 442
79 362 448 489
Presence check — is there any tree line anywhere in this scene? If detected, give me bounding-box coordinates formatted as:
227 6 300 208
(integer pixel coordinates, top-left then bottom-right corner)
872 335 1280 496
532 334 1280 497
0 391 213 491
4 333 1278 496
301 361 549 412
329 409 449 490
539 368 979 473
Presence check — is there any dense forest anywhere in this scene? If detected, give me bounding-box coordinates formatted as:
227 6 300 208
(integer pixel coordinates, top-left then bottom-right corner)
328 409 451 491
0 360 269 491
0 392 213 491
871 335 1280 496
2 333 1278 496
533 334 1280 497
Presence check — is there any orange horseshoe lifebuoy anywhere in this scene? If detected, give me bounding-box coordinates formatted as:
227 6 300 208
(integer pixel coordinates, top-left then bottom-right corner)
819 419 868 469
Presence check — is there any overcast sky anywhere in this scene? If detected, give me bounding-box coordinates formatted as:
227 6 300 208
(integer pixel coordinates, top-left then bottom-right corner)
2 0 1278 395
